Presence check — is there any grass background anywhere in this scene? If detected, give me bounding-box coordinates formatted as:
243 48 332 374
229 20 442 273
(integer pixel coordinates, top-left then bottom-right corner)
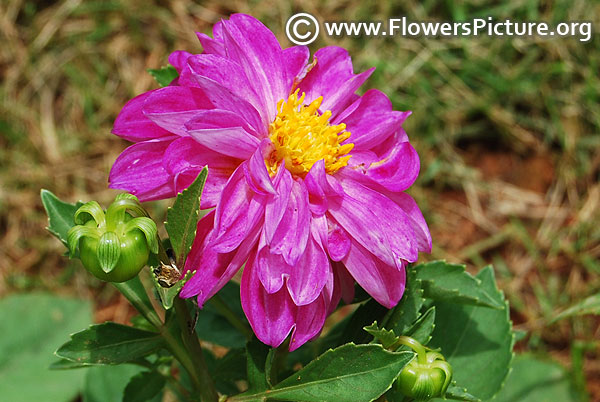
0 0 598 399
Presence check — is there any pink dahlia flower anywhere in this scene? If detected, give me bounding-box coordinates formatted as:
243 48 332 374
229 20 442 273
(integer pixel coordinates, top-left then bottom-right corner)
109 14 431 351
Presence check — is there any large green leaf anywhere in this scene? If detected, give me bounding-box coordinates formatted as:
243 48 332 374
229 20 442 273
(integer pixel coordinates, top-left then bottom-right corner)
552 293 600 322
41 189 83 246
413 261 504 309
231 344 413 402
165 167 208 267
430 267 513 401
82 364 161 402
0 293 91 402
491 355 580 402
56 322 165 364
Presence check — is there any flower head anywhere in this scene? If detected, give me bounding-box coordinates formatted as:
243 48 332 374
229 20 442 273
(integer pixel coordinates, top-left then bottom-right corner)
109 14 431 350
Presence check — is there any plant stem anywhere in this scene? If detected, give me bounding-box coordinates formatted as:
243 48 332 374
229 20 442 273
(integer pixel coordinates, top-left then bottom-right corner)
113 277 162 328
208 294 253 340
395 336 427 364
115 241 218 401
174 296 219 402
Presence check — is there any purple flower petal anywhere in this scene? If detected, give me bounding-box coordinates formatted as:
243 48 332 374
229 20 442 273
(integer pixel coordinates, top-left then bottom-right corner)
243 142 277 195
343 240 406 308
188 72 265 133
334 89 411 150
282 46 309 83
211 164 265 253
181 212 261 306
289 293 327 351
241 250 296 348
142 86 213 136
186 54 265 117
324 218 351 262
162 137 239 208
269 178 310 266
286 234 330 306
195 21 226 56
304 160 343 215
264 166 293 243
220 14 288 123
329 177 419 265
343 137 420 193
382 191 432 253
109 139 176 201
168 50 193 73
298 47 373 117
186 111 260 159
256 240 289 294
112 90 173 142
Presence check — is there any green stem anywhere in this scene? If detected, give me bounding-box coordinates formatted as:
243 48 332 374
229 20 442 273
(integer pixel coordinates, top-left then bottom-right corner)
395 336 428 364
112 277 162 328
208 294 253 340
174 297 219 402
115 240 217 401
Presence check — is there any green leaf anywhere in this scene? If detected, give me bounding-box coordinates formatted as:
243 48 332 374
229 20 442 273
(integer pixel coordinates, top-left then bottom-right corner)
491 355 580 402
148 65 179 87
552 293 600 322
232 344 413 402
0 293 92 402
82 365 161 402
364 321 399 349
150 269 194 310
165 167 208 267
245 338 270 394
196 281 250 348
445 383 481 401
123 370 166 402
413 261 504 309
429 267 513 400
41 189 83 246
405 306 436 345
56 322 165 365
49 358 92 370
382 267 425 336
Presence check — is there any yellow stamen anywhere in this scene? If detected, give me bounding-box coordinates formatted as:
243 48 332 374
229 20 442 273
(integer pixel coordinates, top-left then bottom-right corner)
267 89 353 177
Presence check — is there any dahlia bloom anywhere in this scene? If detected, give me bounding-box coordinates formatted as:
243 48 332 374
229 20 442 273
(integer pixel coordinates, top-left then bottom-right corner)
109 14 431 351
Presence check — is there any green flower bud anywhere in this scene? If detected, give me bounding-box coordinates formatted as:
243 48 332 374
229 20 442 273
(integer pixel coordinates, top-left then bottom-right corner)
67 194 158 282
395 337 452 401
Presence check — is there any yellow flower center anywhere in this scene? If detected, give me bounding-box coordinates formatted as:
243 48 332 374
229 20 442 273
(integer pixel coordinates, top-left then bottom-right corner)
266 90 353 177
